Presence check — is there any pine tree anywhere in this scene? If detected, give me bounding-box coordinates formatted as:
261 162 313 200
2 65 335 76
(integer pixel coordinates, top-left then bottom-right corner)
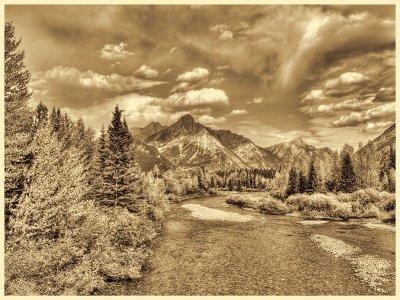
102 106 137 206
285 167 298 197
306 160 317 194
11 122 88 242
389 144 395 170
34 101 48 128
5 22 34 231
297 171 307 194
338 152 357 193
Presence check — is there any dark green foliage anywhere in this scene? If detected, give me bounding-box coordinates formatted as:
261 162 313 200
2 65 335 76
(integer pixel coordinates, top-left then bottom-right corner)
285 167 298 197
338 152 357 193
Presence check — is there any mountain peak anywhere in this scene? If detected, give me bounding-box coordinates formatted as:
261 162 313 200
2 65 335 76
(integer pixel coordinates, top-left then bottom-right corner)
292 137 306 145
173 114 200 132
178 114 195 124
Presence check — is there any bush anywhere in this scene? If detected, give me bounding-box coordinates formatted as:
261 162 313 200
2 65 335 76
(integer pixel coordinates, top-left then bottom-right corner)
5 201 159 295
226 193 289 215
228 189 395 222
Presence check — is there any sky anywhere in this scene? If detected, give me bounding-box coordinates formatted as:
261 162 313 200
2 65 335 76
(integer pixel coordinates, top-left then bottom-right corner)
6 5 396 149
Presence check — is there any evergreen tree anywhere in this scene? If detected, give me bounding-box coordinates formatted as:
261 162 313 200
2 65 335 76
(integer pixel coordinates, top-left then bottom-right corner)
102 106 137 206
389 144 395 170
297 171 307 194
5 22 33 231
11 122 88 242
285 167 298 197
306 160 317 194
338 152 357 193
34 101 48 128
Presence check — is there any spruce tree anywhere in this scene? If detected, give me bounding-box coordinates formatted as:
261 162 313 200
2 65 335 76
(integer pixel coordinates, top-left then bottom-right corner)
285 167 298 197
5 22 34 231
306 160 317 194
338 152 357 193
11 122 88 242
102 106 137 206
389 144 395 170
297 171 307 194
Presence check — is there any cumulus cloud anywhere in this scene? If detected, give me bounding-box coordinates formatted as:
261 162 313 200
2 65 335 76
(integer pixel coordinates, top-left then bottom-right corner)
197 115 227 125
133 64 159 79
300 98 376 116
209 24 229 33
176 67 210 82
325 72 369 89
209 77 226 85
209 22 249 40
301 89 325 104
219 30 233 40
228 109 248 116
170 81 191 93
164 88 229 108
99 42 134 61
216 65 230 71
246 97 263 104
30 66 167 107
31 66 166 93
64 93 187 130
361 121 394 133
332 102 395 127
374 87 395 102
252 97 263 104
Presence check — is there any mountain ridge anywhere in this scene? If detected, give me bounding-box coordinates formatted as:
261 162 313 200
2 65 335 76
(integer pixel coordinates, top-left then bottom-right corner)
132 114 394 172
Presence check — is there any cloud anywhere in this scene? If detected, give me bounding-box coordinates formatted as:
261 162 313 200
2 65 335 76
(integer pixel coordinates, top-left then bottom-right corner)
176 67 210 82
332 102 395 127
209 77 226 85
133 64 159 79
197 115 226 125
209 24 229 33
169 46 178 54
300 98 376 116
219 30 233 40
361 121 394 133
325 72 369 89
301 89 325 104
30 66 167 107
252 97 263 104
170 81 191 93
209 22 249 40
246 97 263 104
64 93 187 130
374 87 395 102
228 109 248 116
216 65 230 71
99 42 134 61
164 88 229 108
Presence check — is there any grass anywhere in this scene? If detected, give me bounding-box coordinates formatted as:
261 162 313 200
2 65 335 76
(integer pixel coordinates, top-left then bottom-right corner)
226 189 395 222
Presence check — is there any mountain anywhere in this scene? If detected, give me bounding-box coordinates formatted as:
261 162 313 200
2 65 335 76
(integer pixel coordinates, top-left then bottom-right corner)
131 136 174 172
357 124 395 155
266 137 335 171
355 123 395 168
207 128 278 168
131 121 167 141
146 114 248 170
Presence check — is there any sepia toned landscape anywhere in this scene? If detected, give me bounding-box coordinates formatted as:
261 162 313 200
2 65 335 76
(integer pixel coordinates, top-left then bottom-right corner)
4 5 396 296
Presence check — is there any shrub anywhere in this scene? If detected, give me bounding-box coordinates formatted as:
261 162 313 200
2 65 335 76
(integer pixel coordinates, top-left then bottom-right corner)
226 193 289 215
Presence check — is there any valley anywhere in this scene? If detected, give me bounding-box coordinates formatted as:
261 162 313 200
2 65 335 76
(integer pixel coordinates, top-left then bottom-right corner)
108 193 396 295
